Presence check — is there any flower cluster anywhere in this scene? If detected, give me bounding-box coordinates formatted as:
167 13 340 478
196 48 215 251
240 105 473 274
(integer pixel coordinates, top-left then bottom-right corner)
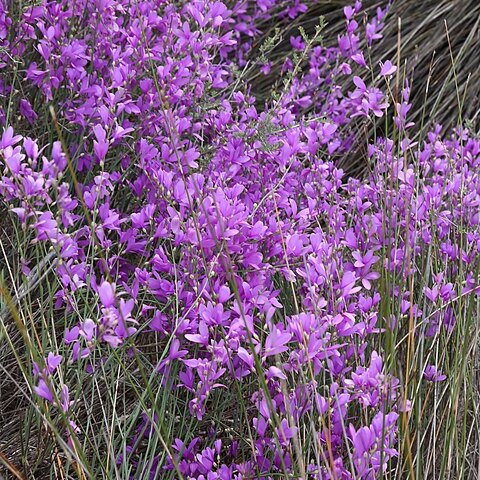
1 0 479 478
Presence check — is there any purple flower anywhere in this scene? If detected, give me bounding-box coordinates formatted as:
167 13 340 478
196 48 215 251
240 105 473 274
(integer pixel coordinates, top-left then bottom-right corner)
276 418 297 445
19 99 38 124
0 126 22 149
340 270 362 297
34 379 53 402
263 328 291 358
185 321 210 346
344 6 355 21
98 281 116 308
290 35 305 51
93 124 109 161
33 212 57 241
46 352 62 373
351 425 375 455
351 51 367 68
60 385 73 413
380 60 397 76
80 318 96 340
158 339 188 373
424 364 447 382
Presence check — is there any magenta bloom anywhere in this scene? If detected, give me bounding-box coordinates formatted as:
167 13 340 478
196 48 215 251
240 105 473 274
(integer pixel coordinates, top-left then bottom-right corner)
98 281 116 307
2 0 478 476
34 379 54 402
380 60 397 76
424 365 447 382
264 328 291 358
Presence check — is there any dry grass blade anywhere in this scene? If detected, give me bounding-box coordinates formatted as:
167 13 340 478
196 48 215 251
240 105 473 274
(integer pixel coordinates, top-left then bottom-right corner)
0 450 26 480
